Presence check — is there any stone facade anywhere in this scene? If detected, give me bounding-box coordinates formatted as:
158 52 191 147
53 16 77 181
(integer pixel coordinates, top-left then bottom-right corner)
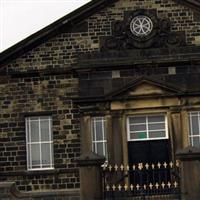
0 0 200 199
0 74 80 191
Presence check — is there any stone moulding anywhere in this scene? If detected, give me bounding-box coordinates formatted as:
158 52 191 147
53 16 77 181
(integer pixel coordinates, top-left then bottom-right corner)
0 182 80 199
100 9 186 50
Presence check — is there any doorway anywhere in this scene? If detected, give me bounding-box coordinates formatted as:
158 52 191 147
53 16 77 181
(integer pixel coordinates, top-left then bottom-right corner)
127 114 171 185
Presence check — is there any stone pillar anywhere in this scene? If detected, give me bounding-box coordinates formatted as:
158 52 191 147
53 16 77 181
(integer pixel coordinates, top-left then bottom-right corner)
112 114 123 165
171 110 182 153
176 147 200 200
77 152 105 200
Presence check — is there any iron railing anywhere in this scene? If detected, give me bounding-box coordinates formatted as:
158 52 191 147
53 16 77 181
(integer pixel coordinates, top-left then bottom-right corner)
102 161 181 199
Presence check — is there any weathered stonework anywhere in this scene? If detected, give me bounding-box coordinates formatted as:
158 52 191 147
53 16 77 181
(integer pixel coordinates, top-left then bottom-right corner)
0 0 200 198
0 74 80 192
4 0 200 73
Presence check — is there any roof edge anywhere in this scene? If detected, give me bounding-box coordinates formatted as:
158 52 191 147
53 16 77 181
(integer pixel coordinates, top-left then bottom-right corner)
0 0 199 68
175 0 200 13
0 0 117 68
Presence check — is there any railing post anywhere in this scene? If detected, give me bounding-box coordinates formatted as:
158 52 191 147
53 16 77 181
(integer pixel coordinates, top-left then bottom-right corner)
176 146 200 200
77 152 105 200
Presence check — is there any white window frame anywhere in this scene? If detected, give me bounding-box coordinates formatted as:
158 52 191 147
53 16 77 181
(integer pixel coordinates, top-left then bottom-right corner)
26 116 54 171
127 114 168 141
91 117 107 158
188 111 200 147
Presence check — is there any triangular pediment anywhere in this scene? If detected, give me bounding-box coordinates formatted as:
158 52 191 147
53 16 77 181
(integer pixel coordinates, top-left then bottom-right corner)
128 82 171 96
106 78 182 100
1 0 200 68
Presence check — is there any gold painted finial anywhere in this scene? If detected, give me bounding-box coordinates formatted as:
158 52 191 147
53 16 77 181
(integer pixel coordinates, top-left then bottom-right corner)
130 184 134 191
106 185 110 191
112 184 116 191
114 164 118 171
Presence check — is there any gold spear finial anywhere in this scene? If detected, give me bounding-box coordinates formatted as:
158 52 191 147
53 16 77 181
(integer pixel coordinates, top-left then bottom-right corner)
149 183 153 190
126 164 130 171
136 184 140 190
118 184 122 191
167 182 171 188
138 163 143 170
145 163 149 169
174 181 178 188
130 184 134 191
163 162 167 168
106 185 110 191
112 184 116 191
155 182 159 189
124 184 128 191
102 162 107 170
157 162 161 169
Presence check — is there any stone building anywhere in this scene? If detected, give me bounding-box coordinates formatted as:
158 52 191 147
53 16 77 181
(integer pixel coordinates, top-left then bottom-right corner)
0 0 200 199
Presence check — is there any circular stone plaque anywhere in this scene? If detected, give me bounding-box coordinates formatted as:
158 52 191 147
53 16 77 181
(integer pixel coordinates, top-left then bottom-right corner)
130 15 153 37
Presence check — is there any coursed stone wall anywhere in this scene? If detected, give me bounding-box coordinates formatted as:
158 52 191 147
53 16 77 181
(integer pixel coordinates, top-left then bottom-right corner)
0 0 200 195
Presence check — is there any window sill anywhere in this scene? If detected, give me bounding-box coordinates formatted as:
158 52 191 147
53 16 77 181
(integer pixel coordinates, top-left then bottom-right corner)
0 168 79 176
25 168 57 175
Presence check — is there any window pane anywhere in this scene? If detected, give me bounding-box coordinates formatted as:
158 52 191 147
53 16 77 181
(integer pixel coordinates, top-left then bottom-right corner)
92 122 96 141
31 144 40 167
96 121 103 140
27 144 31 168
130 124 146 132
130 132 147 139
97 143 104 156
128 114 167 141
149 131 166 138
92 142 95 151
189 137 193 145
191 116 199 135
92 117 107 157
105 143 108 159
129 116 146 124
192 137 200 147
41 143 51 165
30 120 39 142
148 123 165 130
148 115 164 123
41 120 50 141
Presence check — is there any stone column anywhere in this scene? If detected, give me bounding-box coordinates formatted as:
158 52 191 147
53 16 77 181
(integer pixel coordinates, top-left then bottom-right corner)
111 113 123 165
171 110 182 153
176 146 200 200
77 152 105 200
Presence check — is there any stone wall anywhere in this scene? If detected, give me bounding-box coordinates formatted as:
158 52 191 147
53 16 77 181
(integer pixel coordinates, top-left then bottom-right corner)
4 0 200 73
0 74 80 191
0 182 80 200
0 0 200 195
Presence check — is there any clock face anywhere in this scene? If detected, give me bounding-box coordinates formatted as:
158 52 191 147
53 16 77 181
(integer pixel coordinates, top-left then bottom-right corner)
130 15 153 37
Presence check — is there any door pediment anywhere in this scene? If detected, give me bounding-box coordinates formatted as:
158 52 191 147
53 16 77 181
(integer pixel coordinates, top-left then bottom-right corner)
106 78 182 100
128 82 171 96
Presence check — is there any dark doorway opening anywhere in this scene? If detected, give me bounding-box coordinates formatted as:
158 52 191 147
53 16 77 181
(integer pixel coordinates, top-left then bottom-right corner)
128 139 171 185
